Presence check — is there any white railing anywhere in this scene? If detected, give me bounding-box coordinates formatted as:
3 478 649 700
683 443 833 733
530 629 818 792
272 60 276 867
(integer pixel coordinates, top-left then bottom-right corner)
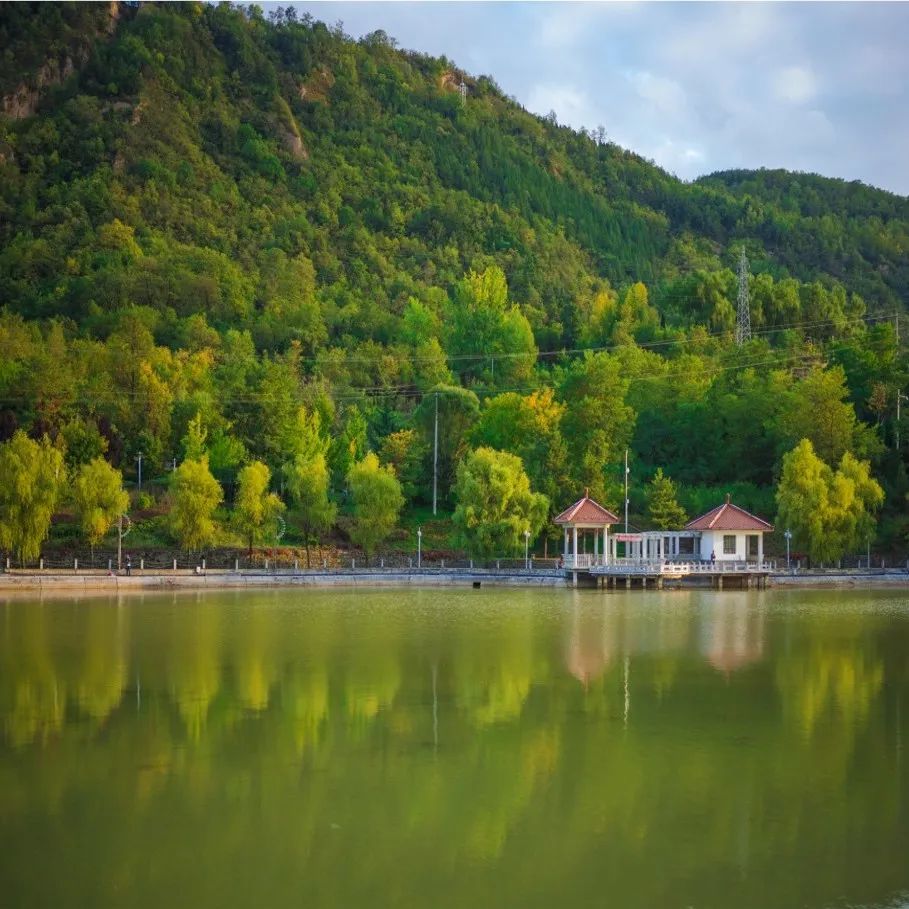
563 556 775 574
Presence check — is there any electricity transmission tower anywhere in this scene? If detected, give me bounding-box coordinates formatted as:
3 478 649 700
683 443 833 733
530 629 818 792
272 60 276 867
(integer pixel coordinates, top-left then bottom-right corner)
735 247 751 346
459 81 467 106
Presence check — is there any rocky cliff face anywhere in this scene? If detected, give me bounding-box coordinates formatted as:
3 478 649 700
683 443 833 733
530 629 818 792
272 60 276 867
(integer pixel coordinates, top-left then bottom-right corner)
1 1 121 119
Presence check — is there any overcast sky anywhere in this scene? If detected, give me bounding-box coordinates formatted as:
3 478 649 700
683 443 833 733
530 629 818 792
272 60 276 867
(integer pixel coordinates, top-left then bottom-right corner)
285 2 909 196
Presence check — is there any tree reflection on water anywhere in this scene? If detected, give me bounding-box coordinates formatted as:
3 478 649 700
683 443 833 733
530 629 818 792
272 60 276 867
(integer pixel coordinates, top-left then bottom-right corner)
0 588 907 909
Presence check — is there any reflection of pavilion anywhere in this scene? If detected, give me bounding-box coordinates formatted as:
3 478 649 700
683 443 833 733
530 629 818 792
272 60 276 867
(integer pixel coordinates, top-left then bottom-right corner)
701 597 766 674
565 605 616 686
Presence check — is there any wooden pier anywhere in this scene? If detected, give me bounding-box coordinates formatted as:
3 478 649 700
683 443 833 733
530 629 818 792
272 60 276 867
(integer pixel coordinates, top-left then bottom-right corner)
564 556 772 590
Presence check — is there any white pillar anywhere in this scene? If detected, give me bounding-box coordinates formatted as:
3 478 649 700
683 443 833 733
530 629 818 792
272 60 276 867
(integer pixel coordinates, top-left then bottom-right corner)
572 526 578 562
603 527 609 565
757 533 763 567
564 528 569 558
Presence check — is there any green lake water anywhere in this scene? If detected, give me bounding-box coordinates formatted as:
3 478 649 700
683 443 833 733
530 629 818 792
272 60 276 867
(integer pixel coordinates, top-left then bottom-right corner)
1 587 908 909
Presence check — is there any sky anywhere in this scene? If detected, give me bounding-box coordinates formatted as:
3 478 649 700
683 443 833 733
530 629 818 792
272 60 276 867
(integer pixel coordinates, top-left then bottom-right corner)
287 2 909 197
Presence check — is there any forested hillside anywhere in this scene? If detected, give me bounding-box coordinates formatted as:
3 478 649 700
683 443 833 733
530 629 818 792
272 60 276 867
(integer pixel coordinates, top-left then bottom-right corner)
0 2 907 562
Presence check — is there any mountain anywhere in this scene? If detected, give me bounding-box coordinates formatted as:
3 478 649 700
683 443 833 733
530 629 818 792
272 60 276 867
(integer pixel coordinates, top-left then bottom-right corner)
0 2 906 553
1 1 906 349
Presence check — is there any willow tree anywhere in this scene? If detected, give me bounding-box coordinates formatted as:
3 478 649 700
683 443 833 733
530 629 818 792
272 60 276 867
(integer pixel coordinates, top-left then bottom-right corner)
73 458 129 560
776 438 883 563
233 461 284 556
283 407 336 567
170 457 223 552
0 432 64 565
347 452 403 561
452 447 549 559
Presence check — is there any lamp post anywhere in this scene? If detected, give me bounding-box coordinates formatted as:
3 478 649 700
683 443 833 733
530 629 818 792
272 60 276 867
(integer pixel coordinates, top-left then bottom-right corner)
784 529 792 571
417 527 422 569
524 529 530 570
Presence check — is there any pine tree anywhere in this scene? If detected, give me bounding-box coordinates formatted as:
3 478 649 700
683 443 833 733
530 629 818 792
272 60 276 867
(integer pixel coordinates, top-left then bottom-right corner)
646 468 688 530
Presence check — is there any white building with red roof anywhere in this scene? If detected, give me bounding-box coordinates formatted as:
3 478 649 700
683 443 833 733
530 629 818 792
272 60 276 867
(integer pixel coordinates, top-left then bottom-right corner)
554 491 773 573
685 494 773 565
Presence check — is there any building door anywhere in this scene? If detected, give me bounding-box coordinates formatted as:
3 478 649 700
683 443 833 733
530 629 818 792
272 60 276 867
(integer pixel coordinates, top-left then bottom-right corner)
747 535 759 561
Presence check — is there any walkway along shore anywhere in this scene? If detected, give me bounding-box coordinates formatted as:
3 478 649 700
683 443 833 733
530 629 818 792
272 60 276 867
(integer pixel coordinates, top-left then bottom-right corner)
2 568 909 594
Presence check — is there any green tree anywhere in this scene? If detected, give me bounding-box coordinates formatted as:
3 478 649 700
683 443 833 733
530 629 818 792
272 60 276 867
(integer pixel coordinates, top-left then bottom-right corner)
283 408 337 567
73 458 129 559
60 417 108 471
646 468 688 530
232 461 285 555
169 457 223 552
772 366 878 465
559 352 635 504
347 452 404 560
0 432 64 565
379 429 428 503
776 439 883 563
182 411 208 461
452 447 549 558
447 266 537 386
469 388 569 509
414 385 481 506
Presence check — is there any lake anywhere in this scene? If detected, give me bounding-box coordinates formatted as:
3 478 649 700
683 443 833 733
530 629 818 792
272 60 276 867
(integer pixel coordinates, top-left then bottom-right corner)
1 586 908 908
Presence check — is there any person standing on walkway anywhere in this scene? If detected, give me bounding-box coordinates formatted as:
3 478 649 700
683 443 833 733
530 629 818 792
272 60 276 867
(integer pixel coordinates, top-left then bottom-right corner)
126 554 132 576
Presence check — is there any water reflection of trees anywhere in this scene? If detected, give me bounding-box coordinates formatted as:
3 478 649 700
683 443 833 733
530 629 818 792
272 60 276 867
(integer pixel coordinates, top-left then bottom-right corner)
0 590 907 909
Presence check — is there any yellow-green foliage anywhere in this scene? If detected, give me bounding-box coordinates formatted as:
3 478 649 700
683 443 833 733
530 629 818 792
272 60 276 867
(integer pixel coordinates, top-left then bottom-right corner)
776 439 884 563
347 452 404 558
452 447 548 558
232 460 284 553
0 431 64 564
169 457 223 551
73 458 129 552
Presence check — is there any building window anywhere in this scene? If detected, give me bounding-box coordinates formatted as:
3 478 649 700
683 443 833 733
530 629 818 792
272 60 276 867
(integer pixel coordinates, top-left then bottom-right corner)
723 535 736 555
747 535 759 558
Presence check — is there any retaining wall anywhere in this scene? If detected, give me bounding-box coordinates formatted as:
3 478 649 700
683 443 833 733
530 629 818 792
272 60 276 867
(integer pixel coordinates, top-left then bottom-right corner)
0 568 566 595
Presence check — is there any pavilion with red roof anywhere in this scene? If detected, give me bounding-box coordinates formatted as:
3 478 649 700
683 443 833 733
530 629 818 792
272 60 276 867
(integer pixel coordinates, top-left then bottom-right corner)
554 490 619 569
553 489 773 575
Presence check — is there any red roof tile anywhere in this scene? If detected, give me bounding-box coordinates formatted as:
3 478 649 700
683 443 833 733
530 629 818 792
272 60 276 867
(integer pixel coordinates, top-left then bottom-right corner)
685 497 773 532
554 493 619 526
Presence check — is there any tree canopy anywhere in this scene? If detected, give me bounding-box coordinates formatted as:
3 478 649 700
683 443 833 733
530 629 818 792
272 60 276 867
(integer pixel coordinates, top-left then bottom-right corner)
452 447 549 558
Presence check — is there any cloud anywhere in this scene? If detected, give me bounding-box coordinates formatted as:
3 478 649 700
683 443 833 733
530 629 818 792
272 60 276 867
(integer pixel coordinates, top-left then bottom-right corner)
525 83 595 126
627 71 687 116
773 66 817 105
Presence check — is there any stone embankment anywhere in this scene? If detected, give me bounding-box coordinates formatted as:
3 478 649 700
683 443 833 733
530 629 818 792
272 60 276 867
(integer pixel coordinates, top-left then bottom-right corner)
770 571 909 588
0 568 565 595
3 569 909 596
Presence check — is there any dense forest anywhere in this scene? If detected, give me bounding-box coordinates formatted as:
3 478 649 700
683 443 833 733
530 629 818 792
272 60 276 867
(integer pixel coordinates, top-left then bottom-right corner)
1 2 908 563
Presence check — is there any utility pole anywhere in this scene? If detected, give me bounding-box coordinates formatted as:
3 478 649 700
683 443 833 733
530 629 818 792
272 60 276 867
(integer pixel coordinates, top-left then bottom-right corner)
459 81 467 106
898 391 908 450
432 392 439 516
735 246 751 346
624 448 629 535
135 453 143 492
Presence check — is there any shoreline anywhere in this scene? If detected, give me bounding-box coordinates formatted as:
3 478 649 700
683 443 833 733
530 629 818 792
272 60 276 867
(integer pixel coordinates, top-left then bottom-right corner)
0 568 566 595
2 569 909 595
